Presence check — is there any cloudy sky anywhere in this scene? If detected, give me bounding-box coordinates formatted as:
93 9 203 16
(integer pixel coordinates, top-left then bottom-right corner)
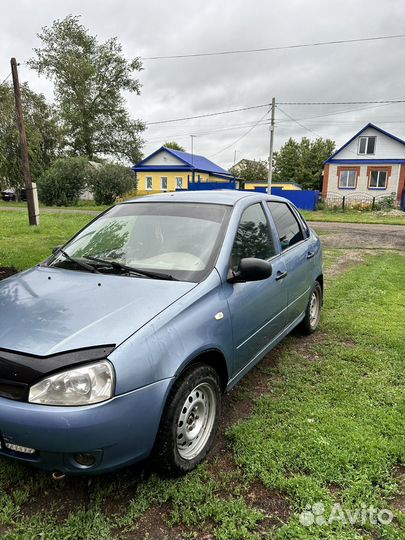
1 0 404 168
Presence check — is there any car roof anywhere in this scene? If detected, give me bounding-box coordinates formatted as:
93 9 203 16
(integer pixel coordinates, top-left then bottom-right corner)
123 190 289 206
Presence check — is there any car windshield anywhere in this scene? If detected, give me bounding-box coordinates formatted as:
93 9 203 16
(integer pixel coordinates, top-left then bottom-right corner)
48 202 231 282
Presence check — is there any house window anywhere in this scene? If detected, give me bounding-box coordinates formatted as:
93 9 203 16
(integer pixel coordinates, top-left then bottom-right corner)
161 177 168 191
146 176 153 190
338 169 357 189
176 177 183 189
367 167 391 190
358 136 376 155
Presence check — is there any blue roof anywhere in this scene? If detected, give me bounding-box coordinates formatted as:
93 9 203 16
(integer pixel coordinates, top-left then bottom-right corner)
133 146 232 176
325 123 405 163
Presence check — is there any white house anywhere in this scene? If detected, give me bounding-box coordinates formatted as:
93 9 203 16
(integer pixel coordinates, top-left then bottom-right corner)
322 123 405 207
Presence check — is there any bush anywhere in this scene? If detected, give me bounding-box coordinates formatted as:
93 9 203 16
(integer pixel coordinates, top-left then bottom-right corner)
374 195 395 211
88 163 135 205
37 157 90 206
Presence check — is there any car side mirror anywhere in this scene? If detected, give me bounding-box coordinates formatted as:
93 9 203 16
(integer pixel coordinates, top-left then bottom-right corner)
52 245 62 254
228 258 272 283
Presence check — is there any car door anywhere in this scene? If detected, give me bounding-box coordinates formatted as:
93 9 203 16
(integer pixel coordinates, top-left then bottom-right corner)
224 202 288 374
266 201 313 325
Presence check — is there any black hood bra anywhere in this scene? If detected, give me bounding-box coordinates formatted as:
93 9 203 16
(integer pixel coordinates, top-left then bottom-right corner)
0 345 115 402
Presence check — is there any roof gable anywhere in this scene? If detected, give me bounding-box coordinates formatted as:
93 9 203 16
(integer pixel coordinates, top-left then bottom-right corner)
326 123 405 163
134 146 231 175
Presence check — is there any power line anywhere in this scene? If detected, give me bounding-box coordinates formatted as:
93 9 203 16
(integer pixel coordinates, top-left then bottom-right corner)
0 72 11 85
142 34 404 60
208 107 272 158
278 99 405 105
146 99 405 126
276 105 323 138
146 104 270 125
144 102 405 145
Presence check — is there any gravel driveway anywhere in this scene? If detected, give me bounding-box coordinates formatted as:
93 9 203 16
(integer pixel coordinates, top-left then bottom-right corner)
309 221 405 251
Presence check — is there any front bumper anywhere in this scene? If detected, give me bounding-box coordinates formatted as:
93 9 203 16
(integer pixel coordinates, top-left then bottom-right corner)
0 378 172 474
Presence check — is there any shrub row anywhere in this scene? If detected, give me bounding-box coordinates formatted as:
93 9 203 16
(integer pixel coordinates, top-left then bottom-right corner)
37 157 135 206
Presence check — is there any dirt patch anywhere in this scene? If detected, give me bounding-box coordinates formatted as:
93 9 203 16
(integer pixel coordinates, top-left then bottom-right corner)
325 250 370 280
246 481 290 527
391 465 405 512
0 267 17 280
309 222 405 251
119 503 189 540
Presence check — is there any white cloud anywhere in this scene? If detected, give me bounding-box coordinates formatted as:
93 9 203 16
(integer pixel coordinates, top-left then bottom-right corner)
1 0 404 168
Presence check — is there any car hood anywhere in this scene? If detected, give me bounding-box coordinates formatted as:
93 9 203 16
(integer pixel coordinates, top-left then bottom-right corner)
0 266 195 356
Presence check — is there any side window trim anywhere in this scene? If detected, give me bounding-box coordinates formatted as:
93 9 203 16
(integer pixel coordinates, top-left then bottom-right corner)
288 203 310 239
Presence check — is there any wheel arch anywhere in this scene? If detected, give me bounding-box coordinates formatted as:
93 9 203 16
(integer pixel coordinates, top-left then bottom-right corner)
174 348 229 392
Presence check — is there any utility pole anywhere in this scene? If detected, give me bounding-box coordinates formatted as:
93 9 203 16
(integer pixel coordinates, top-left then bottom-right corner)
267 97 276 195
190 134 196 183
10 57 39 226
233 149 238 167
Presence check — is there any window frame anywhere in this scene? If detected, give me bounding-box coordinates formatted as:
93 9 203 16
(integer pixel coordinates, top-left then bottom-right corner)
266 201 307 254
367 166 391 190
358 136 376 155
337 166 360 190
160 176 168 191
175 176 184 190
145 176 153 190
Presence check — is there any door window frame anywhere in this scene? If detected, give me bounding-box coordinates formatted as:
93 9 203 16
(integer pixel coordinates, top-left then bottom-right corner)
228 202 278 272
266 200 308 255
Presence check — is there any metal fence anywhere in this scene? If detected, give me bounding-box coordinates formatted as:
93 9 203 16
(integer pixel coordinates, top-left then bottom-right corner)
321 192 397 211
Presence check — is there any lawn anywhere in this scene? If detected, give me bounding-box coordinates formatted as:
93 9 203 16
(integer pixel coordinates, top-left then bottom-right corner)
301 209 405 226
0 200 109 212
0 212 93 270
0 218 404 539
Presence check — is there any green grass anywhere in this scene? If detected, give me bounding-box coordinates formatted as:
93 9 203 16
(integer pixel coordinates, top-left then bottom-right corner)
0 200 108 212
228 252 405 539
0 234 403 538
301 209 405 226
0 212 93 270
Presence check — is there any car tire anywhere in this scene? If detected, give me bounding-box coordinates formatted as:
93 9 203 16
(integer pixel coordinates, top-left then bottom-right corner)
300 281 322 334
152 363 222 476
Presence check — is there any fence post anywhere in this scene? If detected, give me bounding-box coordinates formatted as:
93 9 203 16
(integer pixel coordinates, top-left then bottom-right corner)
342 196 345 211
372 197 375 210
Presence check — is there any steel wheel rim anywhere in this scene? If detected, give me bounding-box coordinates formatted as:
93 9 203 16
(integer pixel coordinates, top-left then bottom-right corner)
176 382 216 460
309 289 320 328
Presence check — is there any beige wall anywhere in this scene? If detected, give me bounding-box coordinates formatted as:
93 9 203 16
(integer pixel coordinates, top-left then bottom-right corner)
325 163 401 198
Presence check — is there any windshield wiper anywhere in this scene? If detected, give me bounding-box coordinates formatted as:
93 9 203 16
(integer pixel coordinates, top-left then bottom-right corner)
83 256 178 281
55 249 100 274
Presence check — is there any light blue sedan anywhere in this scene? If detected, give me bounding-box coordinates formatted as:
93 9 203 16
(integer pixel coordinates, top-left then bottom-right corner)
0 191 322 475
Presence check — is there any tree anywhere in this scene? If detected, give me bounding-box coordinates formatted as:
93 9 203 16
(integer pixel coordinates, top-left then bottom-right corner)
88 163 135 205
37 157 90 206
28 15 145 164
229 159 268 184
0 82 62 193
164 141 185 152
273 137 335 189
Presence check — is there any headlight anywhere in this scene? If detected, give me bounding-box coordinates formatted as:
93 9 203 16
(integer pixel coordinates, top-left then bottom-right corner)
28 360 115 406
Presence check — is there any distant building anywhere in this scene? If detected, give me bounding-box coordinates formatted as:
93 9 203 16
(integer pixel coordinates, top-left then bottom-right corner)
243 181 302 191
133 146 234 195
322 123 405 204
231 159 302 191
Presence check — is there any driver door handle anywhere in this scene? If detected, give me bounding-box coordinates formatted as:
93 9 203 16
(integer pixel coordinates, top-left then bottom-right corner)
307 250 315 259
275 270 288 281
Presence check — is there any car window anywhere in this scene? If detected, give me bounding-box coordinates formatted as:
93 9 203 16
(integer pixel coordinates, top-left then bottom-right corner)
49 202 231 282
231 203 276 270
267 202 304 251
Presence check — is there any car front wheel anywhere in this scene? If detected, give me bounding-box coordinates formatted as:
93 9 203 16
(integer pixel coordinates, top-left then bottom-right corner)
152 363 221 475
